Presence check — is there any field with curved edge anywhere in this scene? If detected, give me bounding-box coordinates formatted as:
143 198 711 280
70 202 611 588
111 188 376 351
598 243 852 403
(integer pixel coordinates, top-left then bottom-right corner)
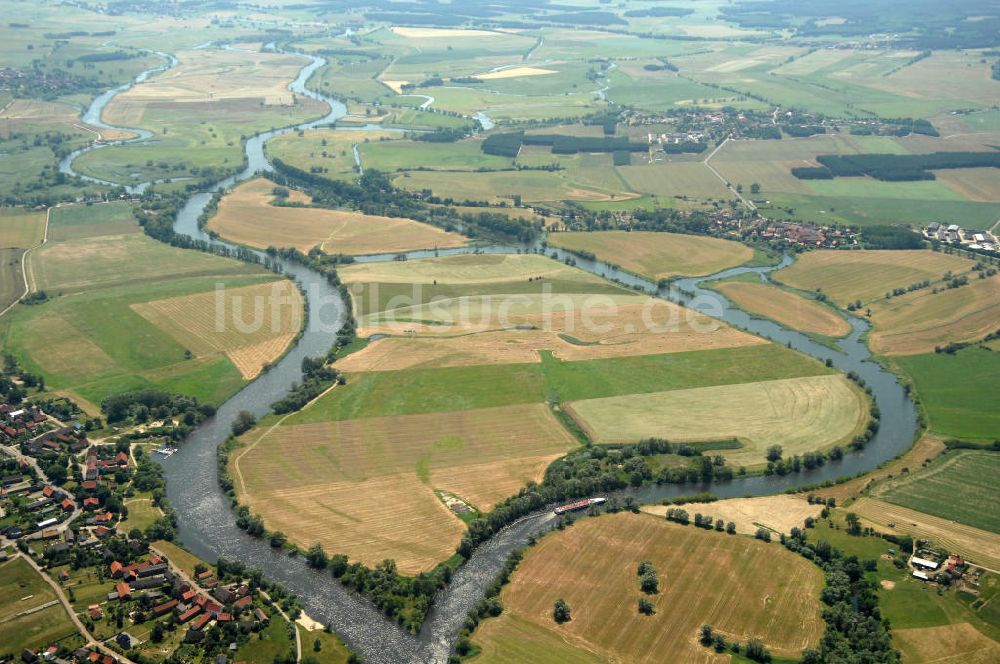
868 274 1000 355
773 250 977 307
642 495 823 536
566 374 868 468
208 178 467 254
472 512 824 663
231 403 576 574
547 230 753 280
714 280 851 337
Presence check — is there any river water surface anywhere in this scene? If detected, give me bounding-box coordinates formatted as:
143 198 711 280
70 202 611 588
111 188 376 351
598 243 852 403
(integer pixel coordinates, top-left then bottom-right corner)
64 48 918 663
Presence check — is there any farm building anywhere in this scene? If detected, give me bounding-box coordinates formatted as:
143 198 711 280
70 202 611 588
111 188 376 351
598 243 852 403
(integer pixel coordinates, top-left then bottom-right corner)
912 557 939 570
912 570 930 581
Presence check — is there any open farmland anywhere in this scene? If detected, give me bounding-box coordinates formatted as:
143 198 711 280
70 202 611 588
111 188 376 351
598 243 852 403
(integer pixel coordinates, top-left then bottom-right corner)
208 178 466 254
0 202 302 405
232 403 577 573
265 129 397 182
894 623 1000 664
774 250 977 307
472 512 824 663
714 279 851 337
850 498 1000 571
131 279 302 379
895 346 1000 440
393 169 630 204
74 47 327 186
567 374 868 468
643 495 823 536
868 274 1000 355
0 557 77 653
548 231 752 280
0 207 46 311
871 450 1000 534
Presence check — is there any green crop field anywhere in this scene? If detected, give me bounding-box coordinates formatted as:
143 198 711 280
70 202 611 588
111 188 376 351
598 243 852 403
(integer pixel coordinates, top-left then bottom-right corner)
0 203 301 406
359 138 511 171
0 557 77 653
48 201 139 240
895 347 1000 440
291 343 829 424
872 450 1000 534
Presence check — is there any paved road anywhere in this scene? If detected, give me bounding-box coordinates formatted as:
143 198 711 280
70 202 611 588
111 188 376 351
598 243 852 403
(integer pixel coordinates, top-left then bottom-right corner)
0 441 83 543
19 552 139 664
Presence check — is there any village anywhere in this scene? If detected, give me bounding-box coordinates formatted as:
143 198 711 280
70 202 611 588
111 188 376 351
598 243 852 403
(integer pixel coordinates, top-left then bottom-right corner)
0 358 320 664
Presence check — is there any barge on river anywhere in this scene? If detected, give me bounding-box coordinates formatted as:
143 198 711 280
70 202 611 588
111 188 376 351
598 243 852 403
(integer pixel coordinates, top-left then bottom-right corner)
554 497 606 515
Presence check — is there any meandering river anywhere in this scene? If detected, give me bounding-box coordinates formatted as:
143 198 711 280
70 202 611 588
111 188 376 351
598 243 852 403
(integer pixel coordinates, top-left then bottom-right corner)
64 48 917 663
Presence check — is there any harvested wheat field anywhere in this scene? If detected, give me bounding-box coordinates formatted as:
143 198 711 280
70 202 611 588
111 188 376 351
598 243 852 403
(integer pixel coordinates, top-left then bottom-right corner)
104 49 311 119
131 279 302 378
773 250 976 307
208 178 467 254
231 403 576 573
340 253 605 287
894 623 1000 664
566 374 868 467
341 298 763 371
715 281 851 337
473 512 824 663
849 498 1000 571
868 274 1000 355
476 67 558 80
390 26 501 38
547 230 752 280
643 495 823 536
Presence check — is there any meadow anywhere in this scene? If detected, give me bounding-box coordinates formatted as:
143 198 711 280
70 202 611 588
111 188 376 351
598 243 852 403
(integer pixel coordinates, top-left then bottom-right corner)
472 512 824 663
0 557 77 653
773 250 977 307
871 450 1000 535
714 278 851 337
265 129 396 182
393 168 628 204
547 230 752 280
895 347 1000 440
566 374 868 468
804 511 1000 658
208 178 467 254
0 202 302 406
0 207 46 310
73 47 328 186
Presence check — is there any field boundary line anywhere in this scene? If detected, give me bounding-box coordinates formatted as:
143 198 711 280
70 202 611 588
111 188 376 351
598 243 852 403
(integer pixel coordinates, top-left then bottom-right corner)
0 206 50 320
703 137 756 213
230 382 339 496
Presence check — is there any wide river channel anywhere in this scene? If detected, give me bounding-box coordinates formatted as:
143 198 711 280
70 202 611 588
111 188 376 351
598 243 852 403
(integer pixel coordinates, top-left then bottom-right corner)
63 48 918 663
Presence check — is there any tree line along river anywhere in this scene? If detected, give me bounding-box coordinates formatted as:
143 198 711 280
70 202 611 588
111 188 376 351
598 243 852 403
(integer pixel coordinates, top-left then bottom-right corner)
64 47 917 663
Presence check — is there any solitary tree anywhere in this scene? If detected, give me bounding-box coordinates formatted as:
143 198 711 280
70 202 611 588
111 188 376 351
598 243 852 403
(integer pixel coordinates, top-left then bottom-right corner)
699 624 714 646
553 598 571 623
638 597 655 615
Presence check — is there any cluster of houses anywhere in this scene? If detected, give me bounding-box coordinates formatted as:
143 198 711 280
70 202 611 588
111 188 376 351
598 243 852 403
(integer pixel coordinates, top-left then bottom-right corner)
0 404 48 443
0 478 75 543
26 426 90 456
925 223 998 252
758 221 857 248
104 555 271 647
